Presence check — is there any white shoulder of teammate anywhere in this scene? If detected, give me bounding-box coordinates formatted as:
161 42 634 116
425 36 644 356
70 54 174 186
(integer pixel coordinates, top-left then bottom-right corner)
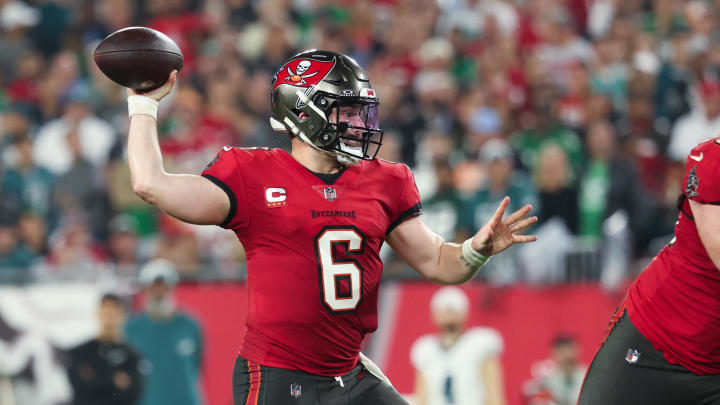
460 327 504 358
410 333 440 369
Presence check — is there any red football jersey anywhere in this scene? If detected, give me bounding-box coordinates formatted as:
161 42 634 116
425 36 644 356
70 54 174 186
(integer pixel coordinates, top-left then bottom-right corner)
627 138 720 375
201 148 421 376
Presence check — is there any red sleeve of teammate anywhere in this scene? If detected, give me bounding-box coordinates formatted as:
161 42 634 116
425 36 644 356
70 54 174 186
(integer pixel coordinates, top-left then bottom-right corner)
386 164 422 235
201 148 250 230
683 140 720 204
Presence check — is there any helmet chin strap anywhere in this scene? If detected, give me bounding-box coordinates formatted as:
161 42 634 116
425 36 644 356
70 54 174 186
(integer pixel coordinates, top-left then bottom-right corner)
298 130 340 159
300 130 362 166
336 139 362 165
281 116 360 166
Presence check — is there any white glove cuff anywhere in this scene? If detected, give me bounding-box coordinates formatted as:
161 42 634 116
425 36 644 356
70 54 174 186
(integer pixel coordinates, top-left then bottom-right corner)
127 95 159 121
462 238 490 268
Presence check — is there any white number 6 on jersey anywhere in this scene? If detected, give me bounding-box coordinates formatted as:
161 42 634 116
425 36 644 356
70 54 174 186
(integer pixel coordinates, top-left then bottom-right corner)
314 227 365 312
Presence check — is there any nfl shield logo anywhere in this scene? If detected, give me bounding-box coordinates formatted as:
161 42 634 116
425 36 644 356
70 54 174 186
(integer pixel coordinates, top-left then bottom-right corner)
323 187 337 201
686 166 699 197
625 348 641 364
290 383 302 398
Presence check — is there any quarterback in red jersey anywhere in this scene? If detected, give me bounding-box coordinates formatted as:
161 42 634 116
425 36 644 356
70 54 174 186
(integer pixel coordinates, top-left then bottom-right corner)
124 50 537 405
578 138 720 405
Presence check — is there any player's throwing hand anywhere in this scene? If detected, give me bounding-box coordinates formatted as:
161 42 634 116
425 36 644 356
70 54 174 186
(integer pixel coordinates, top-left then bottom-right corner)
127 70 177 101
471 196 538 257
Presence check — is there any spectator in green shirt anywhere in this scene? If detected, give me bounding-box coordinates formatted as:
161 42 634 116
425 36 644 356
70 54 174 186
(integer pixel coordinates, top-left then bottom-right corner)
1 134 56 225
0 213 36 282
459 139 539 284
422 157 464 243
511 84 584 176
577 120 647 246
125 259 204 405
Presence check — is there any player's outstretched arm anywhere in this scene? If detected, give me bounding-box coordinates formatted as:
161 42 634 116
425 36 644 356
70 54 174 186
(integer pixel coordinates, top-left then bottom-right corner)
127 71 230 225
387 197 537 284
689 200 720 271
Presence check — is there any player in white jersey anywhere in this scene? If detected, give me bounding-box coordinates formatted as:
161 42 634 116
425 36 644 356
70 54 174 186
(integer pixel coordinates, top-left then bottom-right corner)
411 287 506 405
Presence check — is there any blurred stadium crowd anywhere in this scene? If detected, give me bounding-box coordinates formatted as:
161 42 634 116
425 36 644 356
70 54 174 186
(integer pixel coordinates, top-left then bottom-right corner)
0 0 718 288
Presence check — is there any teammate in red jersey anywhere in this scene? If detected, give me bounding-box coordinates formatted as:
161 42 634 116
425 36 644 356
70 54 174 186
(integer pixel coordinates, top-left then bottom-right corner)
578 137 720 405
125 50 537 405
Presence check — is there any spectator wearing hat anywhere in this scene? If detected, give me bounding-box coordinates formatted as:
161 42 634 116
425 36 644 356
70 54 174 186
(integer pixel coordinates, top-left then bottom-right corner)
107 214 142 280
68 293 144 405
411 286 506 405
125 259 204 405
1 134 56 224
0 0 39 84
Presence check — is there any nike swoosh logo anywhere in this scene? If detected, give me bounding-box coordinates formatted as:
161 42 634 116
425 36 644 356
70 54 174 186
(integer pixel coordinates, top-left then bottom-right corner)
223 146 233 152
690 152 703 162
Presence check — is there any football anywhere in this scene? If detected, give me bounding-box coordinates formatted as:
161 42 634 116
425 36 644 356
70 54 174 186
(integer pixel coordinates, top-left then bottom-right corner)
94 26 183 92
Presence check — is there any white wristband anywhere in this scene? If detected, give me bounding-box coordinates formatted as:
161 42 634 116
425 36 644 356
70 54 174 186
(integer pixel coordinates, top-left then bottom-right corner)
127 95 159 121
462 239 490 268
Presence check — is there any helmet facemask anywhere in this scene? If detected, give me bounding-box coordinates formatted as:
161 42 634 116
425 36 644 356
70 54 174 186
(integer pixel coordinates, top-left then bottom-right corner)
315 95 383 165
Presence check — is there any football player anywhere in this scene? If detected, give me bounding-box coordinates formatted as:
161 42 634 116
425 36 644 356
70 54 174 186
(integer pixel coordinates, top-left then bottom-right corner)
125 50 537 405
578 138 720 404
411 287 506 405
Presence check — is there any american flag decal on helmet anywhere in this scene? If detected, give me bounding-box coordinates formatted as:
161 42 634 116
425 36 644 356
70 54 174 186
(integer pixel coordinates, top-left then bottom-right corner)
360 88 376 98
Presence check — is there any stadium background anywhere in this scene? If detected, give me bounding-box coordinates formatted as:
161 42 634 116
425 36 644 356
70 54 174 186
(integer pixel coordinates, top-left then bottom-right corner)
0 0 718 404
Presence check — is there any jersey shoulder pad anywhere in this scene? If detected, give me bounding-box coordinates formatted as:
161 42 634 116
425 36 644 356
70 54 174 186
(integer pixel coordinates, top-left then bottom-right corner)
688 137 720 158
214 147 286 172
369 158 412 182
684 138 720 203
224 146 275 164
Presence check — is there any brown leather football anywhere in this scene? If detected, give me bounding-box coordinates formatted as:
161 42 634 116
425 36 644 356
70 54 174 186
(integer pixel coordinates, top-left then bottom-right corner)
94 26 183 91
